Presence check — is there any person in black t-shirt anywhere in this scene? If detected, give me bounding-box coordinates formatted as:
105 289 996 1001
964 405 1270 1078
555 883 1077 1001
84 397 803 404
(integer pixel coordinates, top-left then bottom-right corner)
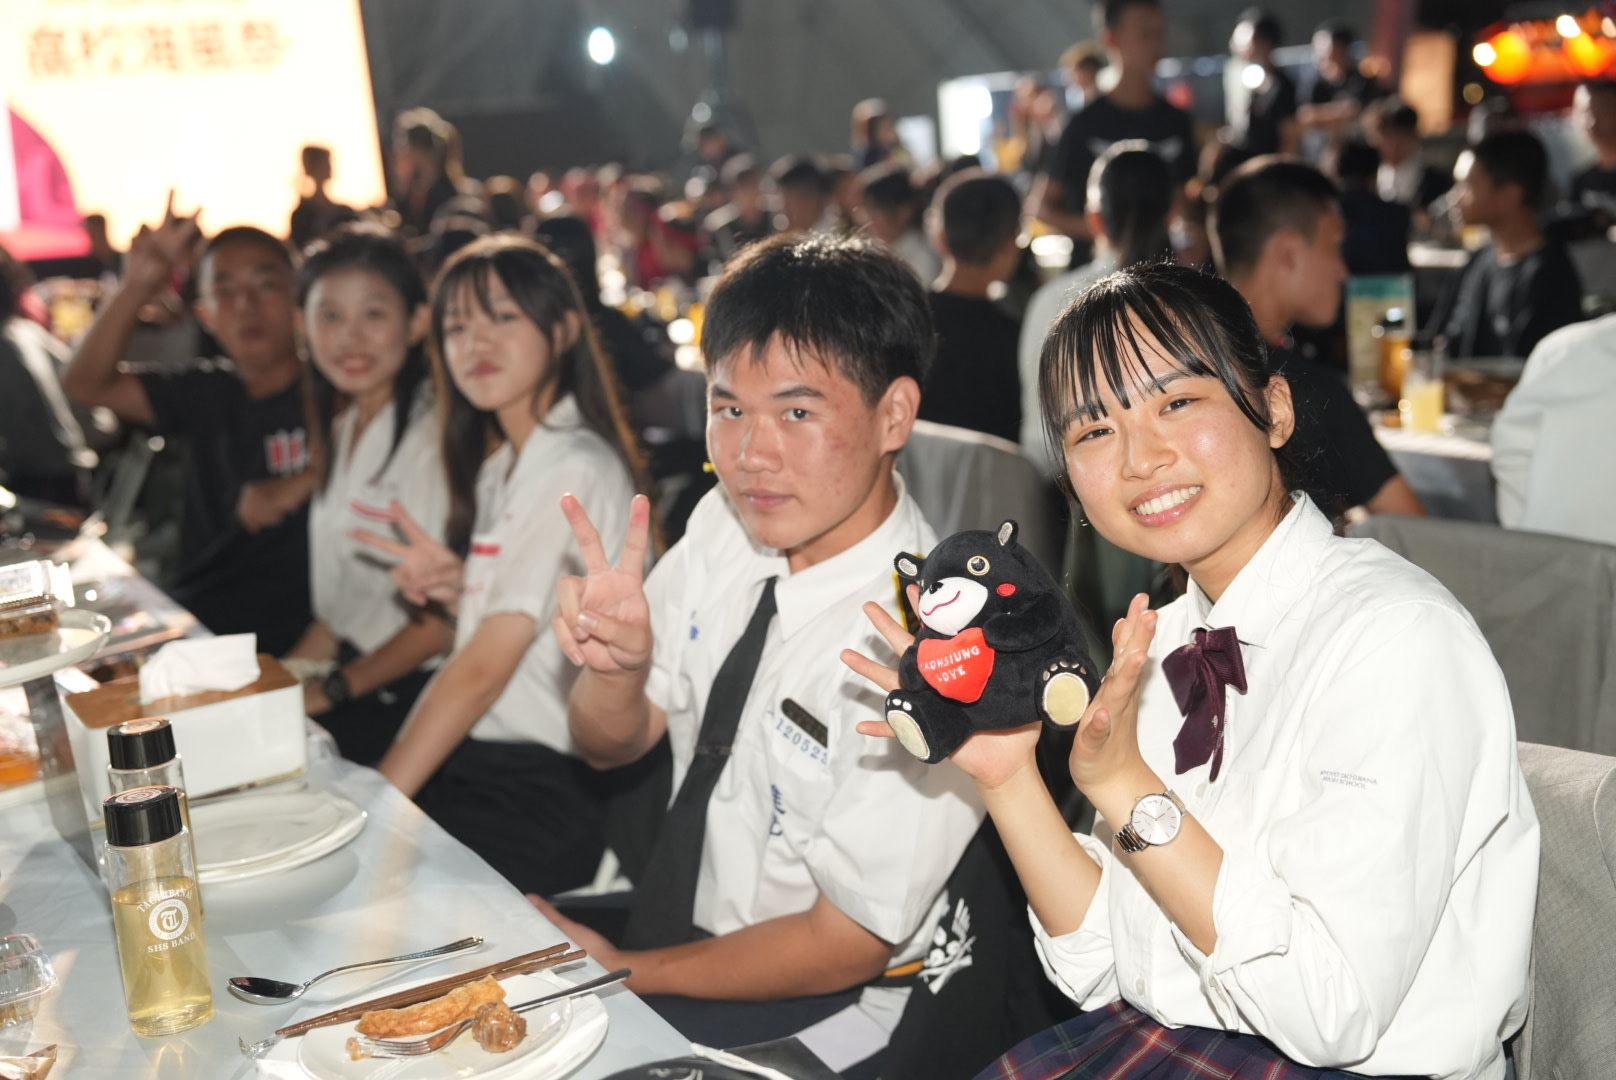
288 145 358 250
1297 21 1382 145
1432 131 1585 360
1331 139 1411 276
1211 158 1424 518
64 203 315 653
1229 9 1299 157
702 155 776 266
921 171 1024 444
1033 0 1196 265
1570 81 1616 218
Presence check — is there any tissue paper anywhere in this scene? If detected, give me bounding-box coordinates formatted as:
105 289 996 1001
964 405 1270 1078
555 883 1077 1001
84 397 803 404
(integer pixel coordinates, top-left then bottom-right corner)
138 635 261 703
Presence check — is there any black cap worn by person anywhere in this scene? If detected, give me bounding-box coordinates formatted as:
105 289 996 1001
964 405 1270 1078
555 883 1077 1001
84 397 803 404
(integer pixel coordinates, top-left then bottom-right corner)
107 718 177 771
103 785 183 847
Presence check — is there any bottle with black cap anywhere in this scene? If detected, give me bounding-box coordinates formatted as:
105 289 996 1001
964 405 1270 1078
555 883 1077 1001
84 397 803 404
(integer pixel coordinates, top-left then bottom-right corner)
107 718 201 915
102 785 213 1036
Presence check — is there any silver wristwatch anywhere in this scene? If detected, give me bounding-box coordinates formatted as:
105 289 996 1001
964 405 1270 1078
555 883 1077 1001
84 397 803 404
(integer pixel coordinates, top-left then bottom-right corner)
1114 790 1186 854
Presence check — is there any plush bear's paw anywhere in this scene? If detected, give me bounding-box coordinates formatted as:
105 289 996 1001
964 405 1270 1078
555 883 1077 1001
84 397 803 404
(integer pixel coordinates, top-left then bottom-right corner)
884 694 931 760
1041 660 1092 727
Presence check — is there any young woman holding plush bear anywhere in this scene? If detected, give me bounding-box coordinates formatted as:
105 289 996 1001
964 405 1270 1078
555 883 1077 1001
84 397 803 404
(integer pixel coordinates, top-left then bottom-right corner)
844 262 1538 1079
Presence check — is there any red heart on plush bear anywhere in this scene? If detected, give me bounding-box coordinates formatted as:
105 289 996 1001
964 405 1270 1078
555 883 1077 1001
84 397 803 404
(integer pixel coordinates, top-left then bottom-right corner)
916 627 997 704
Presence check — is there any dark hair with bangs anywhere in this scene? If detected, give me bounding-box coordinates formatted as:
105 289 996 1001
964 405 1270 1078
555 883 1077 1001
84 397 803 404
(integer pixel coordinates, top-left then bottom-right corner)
1209 157 1339 279
699 232 933 404
430 234 646 556
1038 262 1302 499
297 224 431 493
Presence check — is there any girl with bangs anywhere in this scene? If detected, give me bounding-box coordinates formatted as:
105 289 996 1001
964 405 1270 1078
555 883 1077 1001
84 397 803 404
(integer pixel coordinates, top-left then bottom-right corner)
288 224 449 767
358 233 648 896
846 262 1537 1078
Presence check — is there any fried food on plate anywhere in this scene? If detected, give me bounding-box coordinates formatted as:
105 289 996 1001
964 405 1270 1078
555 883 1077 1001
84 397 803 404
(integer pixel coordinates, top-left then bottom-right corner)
354 975 505 1037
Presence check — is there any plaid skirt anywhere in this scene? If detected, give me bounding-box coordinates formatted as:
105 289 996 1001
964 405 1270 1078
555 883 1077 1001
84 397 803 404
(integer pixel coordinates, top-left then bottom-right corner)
977 1001 1415 1080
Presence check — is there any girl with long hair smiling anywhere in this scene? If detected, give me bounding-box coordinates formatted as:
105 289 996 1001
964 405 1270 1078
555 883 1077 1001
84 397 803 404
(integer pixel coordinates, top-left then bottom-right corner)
845 262 1537 1079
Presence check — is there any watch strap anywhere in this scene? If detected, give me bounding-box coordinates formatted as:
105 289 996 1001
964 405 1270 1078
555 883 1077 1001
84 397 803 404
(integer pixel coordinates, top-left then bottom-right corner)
323 669 354 706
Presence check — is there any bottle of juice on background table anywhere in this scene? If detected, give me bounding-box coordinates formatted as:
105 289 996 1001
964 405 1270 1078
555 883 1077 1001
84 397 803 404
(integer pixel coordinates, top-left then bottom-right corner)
107 718 202 917
102 786 213 1037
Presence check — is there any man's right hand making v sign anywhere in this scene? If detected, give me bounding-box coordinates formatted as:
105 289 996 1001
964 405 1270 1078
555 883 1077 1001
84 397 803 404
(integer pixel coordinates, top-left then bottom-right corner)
552 492 654 675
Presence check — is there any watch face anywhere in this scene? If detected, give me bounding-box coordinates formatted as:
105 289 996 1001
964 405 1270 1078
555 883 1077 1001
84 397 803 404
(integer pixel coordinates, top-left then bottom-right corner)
1130 794 1182 846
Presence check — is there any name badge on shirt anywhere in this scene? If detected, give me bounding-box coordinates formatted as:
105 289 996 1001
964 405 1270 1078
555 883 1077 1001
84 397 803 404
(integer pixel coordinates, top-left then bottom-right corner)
779 698 828 747
469 535 501 558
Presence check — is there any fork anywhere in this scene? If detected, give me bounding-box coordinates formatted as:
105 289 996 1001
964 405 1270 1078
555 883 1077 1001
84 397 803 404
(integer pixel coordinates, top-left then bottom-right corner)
353 968 631 1058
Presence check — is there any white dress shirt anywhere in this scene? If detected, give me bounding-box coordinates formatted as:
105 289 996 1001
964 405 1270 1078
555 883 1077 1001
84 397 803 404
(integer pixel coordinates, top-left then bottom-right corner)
1033 496 1538 1079
644 475 984 1039
457 395 635 749
1491 314 1616 546
308 392 448 654
1017 253 1118 470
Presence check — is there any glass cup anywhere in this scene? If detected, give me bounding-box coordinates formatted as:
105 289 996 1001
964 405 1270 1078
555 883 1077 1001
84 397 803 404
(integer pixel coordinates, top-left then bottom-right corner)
1398 349 1445 433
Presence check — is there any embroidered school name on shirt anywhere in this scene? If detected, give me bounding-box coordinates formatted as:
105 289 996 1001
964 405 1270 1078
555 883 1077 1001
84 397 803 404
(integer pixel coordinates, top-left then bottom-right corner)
1320 770 1378 790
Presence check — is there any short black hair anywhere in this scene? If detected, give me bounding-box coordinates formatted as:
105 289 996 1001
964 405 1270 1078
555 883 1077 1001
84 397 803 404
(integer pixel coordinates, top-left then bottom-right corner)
1314 19 1355 47
859 161 918 214
199 226 294 278
700 232 933 403
1470 130 1552 208
770 154 829 194
1333 138 1380 185
934 169 1021 265
1368 97 1421 135
1238 8 1283 47
1209 156 1340 279
1094 0 1160 33
1039 261 1303 496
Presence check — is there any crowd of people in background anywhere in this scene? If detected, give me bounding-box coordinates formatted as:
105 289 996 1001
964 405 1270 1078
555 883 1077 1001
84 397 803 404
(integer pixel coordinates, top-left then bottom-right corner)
1 0 1611 1073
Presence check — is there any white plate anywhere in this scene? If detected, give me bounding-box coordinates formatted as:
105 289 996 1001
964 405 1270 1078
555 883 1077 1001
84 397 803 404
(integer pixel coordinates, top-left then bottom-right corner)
199 800 366 885
298 969 609 1080
0 609 112 689
192 791 348 871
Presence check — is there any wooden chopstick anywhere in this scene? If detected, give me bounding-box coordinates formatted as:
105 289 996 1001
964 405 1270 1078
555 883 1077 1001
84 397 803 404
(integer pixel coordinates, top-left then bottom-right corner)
275 943 581 1037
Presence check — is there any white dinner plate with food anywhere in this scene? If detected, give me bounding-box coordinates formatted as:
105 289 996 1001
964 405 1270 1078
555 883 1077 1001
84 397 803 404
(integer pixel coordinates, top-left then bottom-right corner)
194 791 367 884
0 609 112 688
297 969 609 1080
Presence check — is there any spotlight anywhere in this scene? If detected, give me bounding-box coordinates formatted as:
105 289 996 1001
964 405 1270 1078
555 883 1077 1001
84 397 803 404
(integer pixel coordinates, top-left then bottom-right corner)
1557 14 1582 38
587 27 616 65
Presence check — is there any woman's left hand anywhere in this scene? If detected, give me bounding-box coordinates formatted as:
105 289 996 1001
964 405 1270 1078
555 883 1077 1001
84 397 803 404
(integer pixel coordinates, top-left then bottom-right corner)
1069 593 1157 798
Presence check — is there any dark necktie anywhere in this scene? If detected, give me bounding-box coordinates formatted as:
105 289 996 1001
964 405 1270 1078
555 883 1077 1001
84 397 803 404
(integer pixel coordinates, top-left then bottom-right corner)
1162 626 1247 782
622 576 779 949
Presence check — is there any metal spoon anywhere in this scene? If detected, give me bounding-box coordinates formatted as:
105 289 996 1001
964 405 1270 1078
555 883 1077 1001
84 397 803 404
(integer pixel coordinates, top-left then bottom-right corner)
228 936 483 1004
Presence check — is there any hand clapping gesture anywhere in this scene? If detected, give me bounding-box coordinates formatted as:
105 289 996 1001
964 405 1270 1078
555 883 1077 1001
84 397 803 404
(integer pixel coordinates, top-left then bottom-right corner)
552 494 653 675
351 502 465 612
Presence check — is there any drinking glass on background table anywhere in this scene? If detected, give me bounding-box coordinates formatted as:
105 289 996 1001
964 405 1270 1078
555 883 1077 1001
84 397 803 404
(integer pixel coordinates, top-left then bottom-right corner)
1399 349 1446 433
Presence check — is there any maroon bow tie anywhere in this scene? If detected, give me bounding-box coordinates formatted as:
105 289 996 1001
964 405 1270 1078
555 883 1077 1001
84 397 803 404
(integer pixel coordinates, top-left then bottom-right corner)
1162 626 1248 782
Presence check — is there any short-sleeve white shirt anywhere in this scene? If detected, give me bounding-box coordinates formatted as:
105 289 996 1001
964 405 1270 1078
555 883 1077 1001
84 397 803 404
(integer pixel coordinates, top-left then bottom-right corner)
643 476 984 1026
1032 496 1539 1079
458 395 635 749
309 393 449 654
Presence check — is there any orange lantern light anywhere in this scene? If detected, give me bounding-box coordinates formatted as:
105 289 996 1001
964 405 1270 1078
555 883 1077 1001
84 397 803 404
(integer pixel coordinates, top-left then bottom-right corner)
1565 29 1613 76
1480 28 1534 83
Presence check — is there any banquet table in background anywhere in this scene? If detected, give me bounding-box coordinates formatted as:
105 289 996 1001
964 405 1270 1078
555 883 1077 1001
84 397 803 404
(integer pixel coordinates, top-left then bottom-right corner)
1374 421 1499 523
0 743 692 1079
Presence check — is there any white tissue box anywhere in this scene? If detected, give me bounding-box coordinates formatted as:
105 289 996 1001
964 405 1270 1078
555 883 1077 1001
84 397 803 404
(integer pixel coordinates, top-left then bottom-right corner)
63 655 305 822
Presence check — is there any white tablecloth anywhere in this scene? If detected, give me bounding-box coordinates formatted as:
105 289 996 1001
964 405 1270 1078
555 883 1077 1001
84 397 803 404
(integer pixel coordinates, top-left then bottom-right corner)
1374 422 1499 523
0 749 690 1079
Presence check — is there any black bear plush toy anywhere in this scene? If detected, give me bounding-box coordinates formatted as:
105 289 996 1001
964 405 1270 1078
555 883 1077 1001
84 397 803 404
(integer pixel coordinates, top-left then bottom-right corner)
886 520 1101 764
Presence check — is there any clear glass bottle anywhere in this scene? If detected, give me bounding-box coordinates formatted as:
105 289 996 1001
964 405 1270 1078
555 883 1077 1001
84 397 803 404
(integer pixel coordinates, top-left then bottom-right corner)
102 786 213 1037
107 719 201 916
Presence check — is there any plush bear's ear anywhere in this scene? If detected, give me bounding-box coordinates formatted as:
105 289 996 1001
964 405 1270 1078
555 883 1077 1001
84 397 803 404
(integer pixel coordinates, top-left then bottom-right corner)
894 552 924 582
996 520 1019 548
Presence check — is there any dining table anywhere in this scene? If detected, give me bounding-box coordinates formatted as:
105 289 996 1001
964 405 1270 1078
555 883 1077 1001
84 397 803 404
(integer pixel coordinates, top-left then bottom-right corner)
0 537 694 1080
